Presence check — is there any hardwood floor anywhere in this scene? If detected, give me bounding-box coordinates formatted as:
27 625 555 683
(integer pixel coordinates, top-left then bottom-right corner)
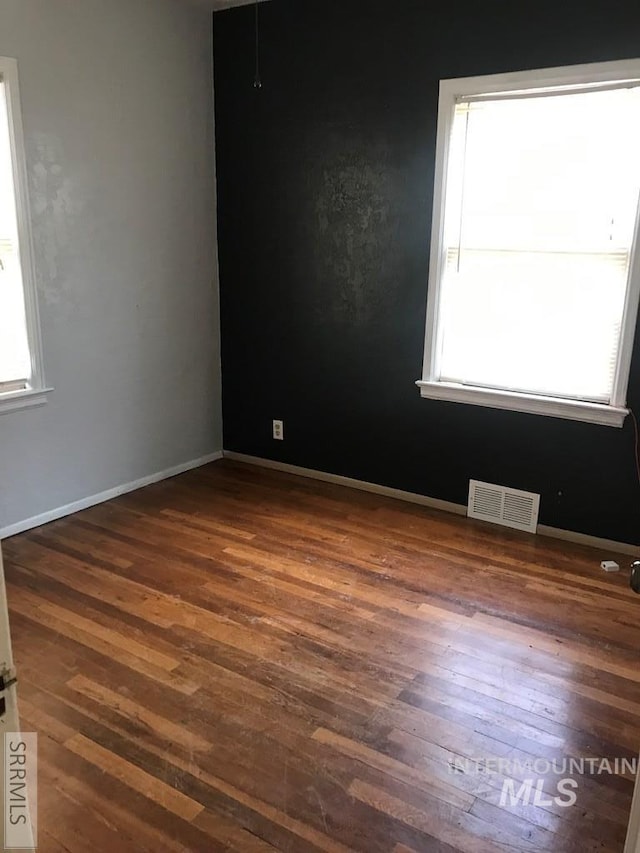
2 459 640 852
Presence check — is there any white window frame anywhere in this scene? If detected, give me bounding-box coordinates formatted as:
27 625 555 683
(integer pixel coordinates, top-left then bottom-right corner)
0 57 49 415
416 58 640 428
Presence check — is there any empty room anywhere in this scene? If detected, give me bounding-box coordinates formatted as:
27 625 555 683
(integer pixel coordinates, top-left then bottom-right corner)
2 0 640 851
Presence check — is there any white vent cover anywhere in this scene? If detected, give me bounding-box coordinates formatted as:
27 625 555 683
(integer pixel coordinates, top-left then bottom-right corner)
468 480 540 533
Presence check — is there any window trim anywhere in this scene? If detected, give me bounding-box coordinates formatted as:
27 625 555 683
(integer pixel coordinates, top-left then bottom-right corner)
417 58 640 428
0 56 49 415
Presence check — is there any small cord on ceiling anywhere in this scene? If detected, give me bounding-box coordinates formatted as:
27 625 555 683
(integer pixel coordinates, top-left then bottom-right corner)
253 0 262 89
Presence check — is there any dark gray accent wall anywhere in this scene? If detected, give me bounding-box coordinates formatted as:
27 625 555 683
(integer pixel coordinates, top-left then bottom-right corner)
214 0 640 544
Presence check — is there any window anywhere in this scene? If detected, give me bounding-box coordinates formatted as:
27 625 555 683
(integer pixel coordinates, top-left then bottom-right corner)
0 57 47 414
417 60 640 427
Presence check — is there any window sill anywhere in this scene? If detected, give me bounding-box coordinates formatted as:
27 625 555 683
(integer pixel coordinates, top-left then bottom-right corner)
0 387 52 415
415 380 628 427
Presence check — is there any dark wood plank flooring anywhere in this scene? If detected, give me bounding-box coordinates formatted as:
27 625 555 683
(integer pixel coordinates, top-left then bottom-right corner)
3 459 640 852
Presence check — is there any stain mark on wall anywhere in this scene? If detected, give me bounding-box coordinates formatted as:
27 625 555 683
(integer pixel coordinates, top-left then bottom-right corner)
310 132 401 328
28 132 80 306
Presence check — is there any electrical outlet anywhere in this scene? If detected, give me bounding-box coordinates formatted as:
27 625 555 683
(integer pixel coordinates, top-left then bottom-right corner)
272 419 284 440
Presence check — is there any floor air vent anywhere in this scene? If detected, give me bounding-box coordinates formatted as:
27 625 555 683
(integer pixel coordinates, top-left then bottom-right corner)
468 480 540 533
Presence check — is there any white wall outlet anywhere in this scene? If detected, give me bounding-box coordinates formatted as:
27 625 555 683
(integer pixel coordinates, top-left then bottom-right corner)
272 419 284 440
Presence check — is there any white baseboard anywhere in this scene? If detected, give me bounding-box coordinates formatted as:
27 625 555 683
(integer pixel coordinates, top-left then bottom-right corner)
536 524 638 556
0 451 223 540
223 451 639 557
5 446 636 557
223 451 468 516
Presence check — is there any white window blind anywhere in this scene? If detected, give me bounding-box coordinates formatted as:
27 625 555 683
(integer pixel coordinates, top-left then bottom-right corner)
437 84 640 404
0 77 31 391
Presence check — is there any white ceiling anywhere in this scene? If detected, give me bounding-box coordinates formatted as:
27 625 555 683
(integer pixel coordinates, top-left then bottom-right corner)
188 0 268 9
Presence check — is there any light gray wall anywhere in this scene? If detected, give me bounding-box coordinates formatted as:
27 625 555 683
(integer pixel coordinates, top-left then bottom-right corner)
0 0 222 535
